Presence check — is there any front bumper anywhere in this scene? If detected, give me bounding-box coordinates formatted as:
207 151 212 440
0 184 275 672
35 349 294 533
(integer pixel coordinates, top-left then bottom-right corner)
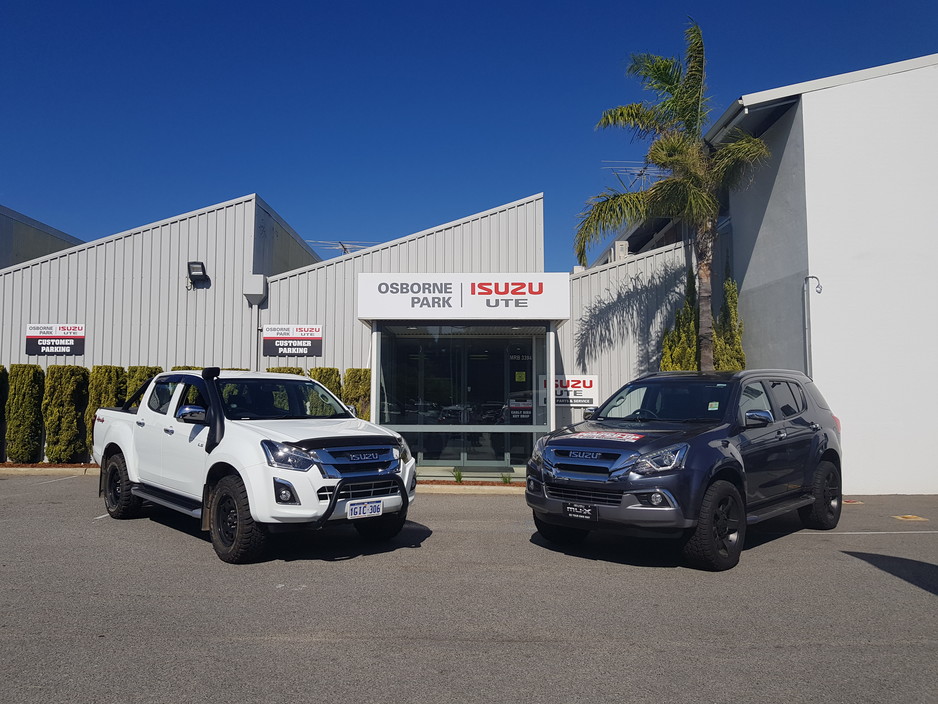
525 474 695 532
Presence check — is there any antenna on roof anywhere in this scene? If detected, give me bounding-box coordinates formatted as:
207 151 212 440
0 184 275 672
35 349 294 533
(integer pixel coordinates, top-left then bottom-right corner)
602 161 667 190
305 240 377 254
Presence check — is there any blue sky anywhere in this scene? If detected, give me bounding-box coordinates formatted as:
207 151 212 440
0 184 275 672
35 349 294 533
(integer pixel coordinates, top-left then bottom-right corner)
2 0 936 273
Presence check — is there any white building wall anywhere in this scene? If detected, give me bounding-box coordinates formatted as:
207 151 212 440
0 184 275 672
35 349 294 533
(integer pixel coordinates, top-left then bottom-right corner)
801 63 938 493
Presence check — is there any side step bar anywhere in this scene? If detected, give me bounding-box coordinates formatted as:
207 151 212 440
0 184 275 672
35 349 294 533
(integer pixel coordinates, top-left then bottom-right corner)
131 484 203 519
746 495 815 525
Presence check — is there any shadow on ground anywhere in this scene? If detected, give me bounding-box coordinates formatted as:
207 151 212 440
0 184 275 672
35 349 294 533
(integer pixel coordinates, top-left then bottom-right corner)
844 551 938 596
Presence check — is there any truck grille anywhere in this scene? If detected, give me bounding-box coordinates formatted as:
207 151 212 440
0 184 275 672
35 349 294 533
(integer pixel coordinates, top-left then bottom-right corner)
318 480 400 502
553 463 609 475
546 484 623 506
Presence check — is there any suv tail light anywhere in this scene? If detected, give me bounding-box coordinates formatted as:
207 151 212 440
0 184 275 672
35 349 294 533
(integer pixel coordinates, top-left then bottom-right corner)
833 415 842 436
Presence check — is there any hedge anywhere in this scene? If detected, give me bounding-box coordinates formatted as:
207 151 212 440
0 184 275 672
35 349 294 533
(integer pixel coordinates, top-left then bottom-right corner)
268 367 306 376
6 365 45 463
309 367 342 398
126 366 163 407
86 366 126 453
343 368 371 421
42 366 90 463
0 366 8 461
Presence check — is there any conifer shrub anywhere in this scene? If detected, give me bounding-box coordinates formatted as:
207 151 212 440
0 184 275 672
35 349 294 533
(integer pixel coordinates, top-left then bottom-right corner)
171 366 202 371
5 365 45 463
0 365 8 461
268 367 306 376
126 366 163 406
86 366 127 453
42 366 90 463
660 270 699 371
713 277 746 371
343 368 371 421
309 367 342 397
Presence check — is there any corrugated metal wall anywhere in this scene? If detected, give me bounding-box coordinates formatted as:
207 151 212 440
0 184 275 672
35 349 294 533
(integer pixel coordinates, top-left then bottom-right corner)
263 194 545 371
0 195 317 370
555 242 690 425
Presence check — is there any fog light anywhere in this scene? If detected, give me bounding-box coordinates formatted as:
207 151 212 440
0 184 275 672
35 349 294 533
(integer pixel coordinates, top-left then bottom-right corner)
279 488 292 502
274 478 300 505
650 492 664 506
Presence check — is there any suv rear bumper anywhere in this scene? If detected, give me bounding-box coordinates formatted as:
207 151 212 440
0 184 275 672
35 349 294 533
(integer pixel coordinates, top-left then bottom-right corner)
526 478 695 532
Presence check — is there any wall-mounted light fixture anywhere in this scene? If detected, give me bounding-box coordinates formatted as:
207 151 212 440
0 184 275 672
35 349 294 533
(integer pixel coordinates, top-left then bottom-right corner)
187 261 209 286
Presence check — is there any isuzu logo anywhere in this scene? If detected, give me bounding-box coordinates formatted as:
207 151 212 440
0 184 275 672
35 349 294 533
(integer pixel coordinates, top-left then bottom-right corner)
349 452 380 462
568 450 601 459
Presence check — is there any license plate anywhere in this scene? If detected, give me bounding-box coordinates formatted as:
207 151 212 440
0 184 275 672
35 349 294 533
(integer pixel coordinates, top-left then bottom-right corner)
563 502 597 521
346 499 383 519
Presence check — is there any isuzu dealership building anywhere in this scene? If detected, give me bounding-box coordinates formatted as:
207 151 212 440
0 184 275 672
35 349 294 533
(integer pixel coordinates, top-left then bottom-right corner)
2 54 937 494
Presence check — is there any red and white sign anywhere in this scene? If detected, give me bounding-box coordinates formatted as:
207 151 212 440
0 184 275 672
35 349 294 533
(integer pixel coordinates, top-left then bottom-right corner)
539 375 599 407
25 324 85 356
357 273 570 320
263 325 323 357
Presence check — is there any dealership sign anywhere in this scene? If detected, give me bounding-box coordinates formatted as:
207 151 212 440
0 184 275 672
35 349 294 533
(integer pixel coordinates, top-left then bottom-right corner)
357 273 570 320
539 375 599 407
262 325 323 357
25 324 85 356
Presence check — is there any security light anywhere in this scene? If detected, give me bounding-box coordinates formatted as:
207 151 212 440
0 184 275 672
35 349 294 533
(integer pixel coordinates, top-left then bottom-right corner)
187 261 209 284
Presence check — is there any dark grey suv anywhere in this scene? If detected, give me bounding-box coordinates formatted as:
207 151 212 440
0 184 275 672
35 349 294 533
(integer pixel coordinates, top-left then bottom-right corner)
525 370 842 570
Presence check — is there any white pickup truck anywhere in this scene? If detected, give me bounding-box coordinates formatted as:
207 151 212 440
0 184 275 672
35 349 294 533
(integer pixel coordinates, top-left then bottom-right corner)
92 367 417 563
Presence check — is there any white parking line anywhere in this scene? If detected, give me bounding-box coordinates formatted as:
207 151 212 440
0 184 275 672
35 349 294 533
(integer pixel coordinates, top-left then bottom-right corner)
823 531 938 535
35 475 78 485
93 514 109 520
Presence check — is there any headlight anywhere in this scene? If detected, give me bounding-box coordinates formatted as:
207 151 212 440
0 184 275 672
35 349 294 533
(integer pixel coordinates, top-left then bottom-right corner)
627 444 689 476
261 440 320 472
394 436 413 464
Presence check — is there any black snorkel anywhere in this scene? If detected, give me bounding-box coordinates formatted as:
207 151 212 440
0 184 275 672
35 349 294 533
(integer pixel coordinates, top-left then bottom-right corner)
201 367 224 453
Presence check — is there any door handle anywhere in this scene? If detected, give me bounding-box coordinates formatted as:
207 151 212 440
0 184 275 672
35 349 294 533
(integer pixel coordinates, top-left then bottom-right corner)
163 427 175 435
775 430 787 440
136 419 145 427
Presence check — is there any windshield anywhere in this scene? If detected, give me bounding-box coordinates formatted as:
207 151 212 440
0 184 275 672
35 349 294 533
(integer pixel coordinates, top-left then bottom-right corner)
596 380 732 423
218 378 352 420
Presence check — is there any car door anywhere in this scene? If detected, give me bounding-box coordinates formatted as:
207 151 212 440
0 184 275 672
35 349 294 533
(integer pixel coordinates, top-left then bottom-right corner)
765 379 816 495
133 378 180 485
735 379 790 504
159 378 211 498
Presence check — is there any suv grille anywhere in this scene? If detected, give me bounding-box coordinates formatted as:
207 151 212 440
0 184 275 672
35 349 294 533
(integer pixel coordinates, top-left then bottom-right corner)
546 484 623 506
553 463 609 475
318 480 401 502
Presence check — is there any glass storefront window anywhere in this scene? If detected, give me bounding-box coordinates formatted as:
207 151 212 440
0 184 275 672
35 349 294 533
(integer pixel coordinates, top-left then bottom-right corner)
377 323 548 469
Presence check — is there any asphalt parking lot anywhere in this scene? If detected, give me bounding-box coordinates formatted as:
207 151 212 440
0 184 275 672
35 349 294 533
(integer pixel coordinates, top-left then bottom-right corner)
1 473 935 704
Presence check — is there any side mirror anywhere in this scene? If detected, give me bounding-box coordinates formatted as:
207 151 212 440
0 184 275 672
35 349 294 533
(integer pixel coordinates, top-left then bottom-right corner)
176 405 208 424
583 406 598 421
346 404 357 418
744 409 774 428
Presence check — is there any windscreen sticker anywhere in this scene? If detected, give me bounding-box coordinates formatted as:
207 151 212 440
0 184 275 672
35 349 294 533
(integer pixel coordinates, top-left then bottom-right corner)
708 402 720 411
569 431 645 442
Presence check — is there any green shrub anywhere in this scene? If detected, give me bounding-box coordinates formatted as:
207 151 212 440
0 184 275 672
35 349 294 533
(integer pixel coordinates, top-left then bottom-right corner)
126 366 163 406
309 367 342 397
660 269 699 371
343 368 371 421
0 365 8 461
42 366 90 463
6 365 45 463
268 367 306 376
86 366 127 453
171 366 202 371
713 277 746 371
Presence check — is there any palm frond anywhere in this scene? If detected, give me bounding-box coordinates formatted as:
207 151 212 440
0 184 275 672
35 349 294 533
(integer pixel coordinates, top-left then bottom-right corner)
675 22 709 137
626 54 683 97
596 103 674 139
574 190 648 265
645 176 719 227
711 129 771 189
645 133 706 178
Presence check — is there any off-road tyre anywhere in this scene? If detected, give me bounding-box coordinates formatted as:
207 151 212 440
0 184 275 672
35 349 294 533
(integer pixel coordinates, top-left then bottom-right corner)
798 460 842 530
682 480 746 571
353 509 408 542
208 474 268 563
533 512 590 545
103 453 143 519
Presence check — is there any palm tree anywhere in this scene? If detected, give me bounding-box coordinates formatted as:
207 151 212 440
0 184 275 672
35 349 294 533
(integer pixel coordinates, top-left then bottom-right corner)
575 22 769 370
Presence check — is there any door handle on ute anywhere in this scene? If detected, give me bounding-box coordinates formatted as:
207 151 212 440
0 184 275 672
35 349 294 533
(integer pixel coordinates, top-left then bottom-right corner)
136 419 145 427
163 427 174 436
775 429 787 440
